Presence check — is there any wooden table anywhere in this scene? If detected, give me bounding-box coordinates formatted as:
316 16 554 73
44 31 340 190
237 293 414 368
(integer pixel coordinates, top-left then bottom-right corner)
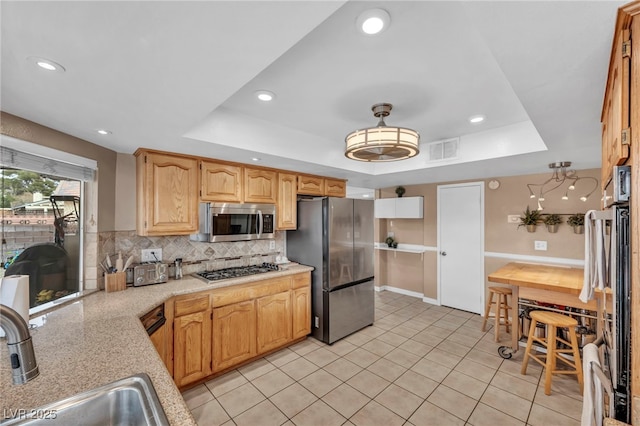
487 262 598 356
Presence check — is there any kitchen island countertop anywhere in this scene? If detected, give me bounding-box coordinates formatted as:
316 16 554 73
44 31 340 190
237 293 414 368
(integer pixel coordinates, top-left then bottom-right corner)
0 263 313 425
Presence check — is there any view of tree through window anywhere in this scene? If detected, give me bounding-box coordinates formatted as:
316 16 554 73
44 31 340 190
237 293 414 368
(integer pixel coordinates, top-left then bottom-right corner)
1 168 82 310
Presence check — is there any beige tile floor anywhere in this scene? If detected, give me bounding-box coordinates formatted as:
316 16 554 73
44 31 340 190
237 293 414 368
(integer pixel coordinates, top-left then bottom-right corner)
182 291 584 426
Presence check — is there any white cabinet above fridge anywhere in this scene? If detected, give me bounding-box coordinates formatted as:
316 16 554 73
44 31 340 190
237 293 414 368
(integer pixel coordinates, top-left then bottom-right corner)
374 196 424 219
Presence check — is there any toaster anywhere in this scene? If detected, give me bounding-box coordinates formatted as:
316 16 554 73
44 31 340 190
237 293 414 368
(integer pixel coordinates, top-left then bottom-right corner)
132 263 168 286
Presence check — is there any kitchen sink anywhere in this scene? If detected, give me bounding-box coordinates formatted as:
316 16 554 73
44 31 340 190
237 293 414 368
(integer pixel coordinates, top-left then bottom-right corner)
1 373 169 426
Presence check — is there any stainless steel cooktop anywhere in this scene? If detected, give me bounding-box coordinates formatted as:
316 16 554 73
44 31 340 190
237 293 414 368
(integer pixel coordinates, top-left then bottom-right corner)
195 263 279 283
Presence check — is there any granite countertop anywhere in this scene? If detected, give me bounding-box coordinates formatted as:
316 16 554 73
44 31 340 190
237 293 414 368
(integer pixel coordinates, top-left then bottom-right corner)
0 264 313 425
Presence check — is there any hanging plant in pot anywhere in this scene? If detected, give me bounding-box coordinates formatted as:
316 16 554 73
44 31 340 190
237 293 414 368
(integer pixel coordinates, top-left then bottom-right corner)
518 206 542 233
542 213 562 233
567 213 585 234
395 186 406 198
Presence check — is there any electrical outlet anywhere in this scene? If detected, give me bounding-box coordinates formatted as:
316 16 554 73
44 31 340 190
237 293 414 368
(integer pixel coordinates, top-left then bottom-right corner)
387 232 395 238
269 240 276 250
534 241 547 251
141 248 162 263
508 215 521 224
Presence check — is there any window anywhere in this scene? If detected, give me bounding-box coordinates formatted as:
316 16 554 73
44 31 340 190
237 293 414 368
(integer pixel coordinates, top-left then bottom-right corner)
1 138 96 313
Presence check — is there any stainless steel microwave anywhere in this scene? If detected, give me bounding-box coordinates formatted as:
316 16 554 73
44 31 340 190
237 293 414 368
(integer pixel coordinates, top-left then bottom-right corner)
604 165 631 208
190 202 276 242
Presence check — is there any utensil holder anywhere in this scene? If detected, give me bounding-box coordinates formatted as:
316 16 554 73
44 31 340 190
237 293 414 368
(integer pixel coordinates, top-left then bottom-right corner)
105 272 126 293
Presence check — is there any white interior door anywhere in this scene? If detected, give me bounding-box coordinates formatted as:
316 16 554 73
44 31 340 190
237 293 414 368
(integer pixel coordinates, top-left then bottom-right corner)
438 182 484 314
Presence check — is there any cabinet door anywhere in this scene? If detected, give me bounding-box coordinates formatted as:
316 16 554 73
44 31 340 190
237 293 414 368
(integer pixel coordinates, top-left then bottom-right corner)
297 175 324 196
292 287 311 340
395 197 424 219
277 173 297 230
212 301 257 372
324 179 346 198
602 28 631 188
257 292 292 354
244 168 277 203
173 309 212 387
149 322 168 368
374 198 396 218
137 152 199 236
201 161 243 202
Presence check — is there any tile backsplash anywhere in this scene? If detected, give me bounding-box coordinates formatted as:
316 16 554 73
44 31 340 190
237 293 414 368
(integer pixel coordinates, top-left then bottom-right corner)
97 230 286 283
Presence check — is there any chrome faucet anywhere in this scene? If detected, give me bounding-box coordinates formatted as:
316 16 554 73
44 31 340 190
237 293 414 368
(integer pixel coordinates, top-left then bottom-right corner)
0 304 39 384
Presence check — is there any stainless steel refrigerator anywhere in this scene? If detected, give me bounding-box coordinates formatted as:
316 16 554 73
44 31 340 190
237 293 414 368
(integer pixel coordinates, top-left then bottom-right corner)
287 197 375 344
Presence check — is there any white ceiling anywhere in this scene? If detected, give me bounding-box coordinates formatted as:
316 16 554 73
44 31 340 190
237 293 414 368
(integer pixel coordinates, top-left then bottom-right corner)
0 1 623 190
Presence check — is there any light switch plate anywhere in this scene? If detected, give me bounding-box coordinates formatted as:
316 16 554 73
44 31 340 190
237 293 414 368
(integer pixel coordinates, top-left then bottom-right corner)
387 232 395 238
269 240 276 250
508 215 521 224
534 241 547 251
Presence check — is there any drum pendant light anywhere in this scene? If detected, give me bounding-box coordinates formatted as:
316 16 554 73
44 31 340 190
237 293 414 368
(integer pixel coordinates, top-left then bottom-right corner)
345 103 420 162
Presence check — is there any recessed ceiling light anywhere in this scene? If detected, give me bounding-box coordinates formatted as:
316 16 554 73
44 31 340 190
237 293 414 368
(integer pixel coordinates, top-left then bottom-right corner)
251 157 261 162
362 194 371 198
357 9 390 35
469 115 486 124
97 129 112 135
27 56 66 73
255 90 275 102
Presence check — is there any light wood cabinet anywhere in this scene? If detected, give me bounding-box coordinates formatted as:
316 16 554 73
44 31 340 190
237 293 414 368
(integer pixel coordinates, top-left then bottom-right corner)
212 300 257 372
297 175 324 196
149 321 168 369
244 168 277 204
135 150 199 236
292 287 311 339
200 161 243 202
257 292 292 354
173 309 212 387
601 26 631 188
324 178 346 198
277 173 297 230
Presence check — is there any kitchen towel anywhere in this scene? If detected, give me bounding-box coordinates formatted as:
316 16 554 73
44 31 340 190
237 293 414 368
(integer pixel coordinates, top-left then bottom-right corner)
580 210 606 303
581 343 604 426
0 275 30 338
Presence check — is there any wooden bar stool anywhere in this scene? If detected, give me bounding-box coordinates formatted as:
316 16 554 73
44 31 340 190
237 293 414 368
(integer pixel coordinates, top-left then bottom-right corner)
481 286 512 342
520 310 584 395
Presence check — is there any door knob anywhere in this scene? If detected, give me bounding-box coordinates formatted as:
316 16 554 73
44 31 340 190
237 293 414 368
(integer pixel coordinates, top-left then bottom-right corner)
440 251 447 256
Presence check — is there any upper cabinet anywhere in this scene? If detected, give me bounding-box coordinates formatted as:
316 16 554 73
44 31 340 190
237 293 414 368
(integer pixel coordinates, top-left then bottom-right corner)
324 178 346 198
298 174 347 198
244 168 277 204
374 196 424 219
200 161 243 202
297 175 324 196
601 23 632 188
277 173 297 230
135 150 199 236
135 149 347 235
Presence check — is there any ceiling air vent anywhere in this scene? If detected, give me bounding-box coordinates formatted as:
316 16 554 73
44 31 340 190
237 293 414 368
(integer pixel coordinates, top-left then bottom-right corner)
428 137 459 161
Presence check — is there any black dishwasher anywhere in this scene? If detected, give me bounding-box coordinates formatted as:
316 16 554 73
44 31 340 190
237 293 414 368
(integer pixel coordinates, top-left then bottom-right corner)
140 304 166 336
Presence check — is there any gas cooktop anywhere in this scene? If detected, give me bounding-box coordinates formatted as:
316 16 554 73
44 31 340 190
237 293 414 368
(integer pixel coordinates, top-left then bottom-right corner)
195 263 279 283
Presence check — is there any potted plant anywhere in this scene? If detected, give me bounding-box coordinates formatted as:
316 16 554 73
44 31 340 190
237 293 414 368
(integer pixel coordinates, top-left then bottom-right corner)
519 206 542 232
542 214 562 233
395 186 406 198
567 213 585 234
385 236 398 248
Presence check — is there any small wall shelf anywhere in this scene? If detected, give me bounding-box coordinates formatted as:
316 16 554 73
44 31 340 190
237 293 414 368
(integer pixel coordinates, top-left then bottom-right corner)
374 242 430 260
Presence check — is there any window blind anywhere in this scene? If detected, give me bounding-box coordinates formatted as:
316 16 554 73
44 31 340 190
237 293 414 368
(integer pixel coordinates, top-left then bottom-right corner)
0 145 96 181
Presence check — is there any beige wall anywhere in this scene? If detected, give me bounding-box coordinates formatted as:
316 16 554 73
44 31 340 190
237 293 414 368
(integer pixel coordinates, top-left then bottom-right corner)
376 169 601 303
1 112 117 232
114 153 136 231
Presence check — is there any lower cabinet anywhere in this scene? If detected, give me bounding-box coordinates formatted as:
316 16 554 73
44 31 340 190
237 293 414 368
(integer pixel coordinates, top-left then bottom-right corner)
173 309 212 387
212 300 257 372
170 271 311 387
257 291 292 353
292 287 311 339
